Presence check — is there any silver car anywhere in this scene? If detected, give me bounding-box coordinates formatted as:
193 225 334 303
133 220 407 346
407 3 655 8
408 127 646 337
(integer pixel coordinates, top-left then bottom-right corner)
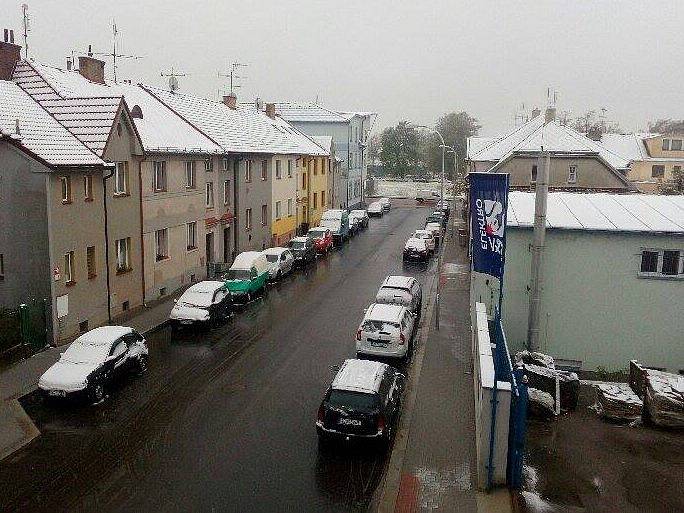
263 247 295 280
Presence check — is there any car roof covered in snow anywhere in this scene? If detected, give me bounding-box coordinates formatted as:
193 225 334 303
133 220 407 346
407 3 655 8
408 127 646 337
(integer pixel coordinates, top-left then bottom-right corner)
291 236 309 243
381 275 415 290
230 251 266 270
332 359 388 394
414 229 433 236
405 237 427 248
263 247 289 255
185 281 225 293
75 326 133 346
364 303 406 322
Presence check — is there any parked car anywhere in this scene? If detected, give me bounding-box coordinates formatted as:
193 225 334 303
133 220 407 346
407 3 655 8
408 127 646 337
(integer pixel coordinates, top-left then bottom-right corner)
425 222 442 247
349 209 369 230
38 326 148 403
317 359 405 446
415 189 432 202
427 211 447 229
356 303 416 360
320 209 350 244
263 247 295 280
224 251 270 302
375 275 422 318
412 229 436 254
289 236 317 266
169 281 232 328
307 227 334 254
403 237 430 262
368 201 384 217
379 197 391 212
436 200 450 216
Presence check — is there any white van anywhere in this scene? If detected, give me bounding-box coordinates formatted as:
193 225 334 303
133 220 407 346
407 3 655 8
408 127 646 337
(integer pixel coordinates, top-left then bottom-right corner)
224 251 270 302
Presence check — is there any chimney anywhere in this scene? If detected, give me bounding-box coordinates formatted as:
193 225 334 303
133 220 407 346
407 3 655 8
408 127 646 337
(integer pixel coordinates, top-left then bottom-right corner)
544 106 557 123
531 107 541 118
223 92 237 110
78 50 105 84
265 103 276 119
0 29 21 80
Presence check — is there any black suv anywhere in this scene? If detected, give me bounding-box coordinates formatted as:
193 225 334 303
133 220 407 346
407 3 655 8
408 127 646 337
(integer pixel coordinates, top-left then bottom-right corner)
289 236 317 266
317 359 405 447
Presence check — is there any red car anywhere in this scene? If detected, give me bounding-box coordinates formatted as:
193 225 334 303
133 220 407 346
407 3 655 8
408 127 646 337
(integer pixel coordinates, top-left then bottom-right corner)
308 227 333 254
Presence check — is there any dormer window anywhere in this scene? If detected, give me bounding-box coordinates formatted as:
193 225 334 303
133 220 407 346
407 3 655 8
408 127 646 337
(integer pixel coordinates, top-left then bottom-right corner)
131 105 143 119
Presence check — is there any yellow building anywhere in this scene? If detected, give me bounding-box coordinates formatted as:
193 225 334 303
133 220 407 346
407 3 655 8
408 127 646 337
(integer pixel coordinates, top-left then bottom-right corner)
296 140 331 233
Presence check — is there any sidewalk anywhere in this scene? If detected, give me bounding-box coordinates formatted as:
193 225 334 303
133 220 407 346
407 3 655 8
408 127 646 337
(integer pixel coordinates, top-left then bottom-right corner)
376 212 512 513
0 291 178 461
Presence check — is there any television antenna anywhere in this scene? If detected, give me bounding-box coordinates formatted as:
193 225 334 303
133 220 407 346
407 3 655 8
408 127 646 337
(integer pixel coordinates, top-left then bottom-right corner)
92 20 143 83
218 61 247 95
161 67 186 92
21 4 30 59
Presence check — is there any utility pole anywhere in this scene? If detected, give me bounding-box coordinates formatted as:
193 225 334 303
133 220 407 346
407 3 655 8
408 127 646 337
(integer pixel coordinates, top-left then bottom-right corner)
527 150 549 351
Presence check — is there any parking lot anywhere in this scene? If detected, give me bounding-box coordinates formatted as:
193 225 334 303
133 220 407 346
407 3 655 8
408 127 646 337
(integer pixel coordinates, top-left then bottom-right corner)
0 204 437 513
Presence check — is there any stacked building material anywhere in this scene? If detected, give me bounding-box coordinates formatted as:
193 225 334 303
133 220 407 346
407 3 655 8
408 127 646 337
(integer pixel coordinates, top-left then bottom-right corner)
523 363 580 411
515 350 555 369
527 388 556 419
594 382 643 422
644 371 684 428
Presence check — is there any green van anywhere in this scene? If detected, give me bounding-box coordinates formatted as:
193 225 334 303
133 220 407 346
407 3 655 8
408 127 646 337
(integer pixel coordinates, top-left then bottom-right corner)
224 251 270 303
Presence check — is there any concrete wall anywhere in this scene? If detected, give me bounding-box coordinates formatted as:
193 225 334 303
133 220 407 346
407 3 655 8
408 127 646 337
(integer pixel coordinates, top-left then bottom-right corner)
501 229 684 372
0 143 51 308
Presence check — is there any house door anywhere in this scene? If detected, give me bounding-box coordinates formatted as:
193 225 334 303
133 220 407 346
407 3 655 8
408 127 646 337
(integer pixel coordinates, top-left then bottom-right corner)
206 232 215 264
223 227 231 263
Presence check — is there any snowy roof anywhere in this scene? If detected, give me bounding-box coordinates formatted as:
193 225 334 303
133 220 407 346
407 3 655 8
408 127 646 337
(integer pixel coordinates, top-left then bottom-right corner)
364 303 405 322
599 133 684 163
262 247 289 255
186 281 226 293
381 275 415 290
273 102 351 123
107 83 223 154
507 192 684 234
76 326 133 345
143 88 329 155
332 359 388 394
12 61 125 157
468 115 631 171
0 80 104 167
310 135 333 152
467 137 498 159
230 251 264 269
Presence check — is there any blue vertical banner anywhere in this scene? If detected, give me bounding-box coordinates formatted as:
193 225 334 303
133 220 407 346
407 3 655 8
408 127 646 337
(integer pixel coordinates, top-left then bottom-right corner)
469 172 510 279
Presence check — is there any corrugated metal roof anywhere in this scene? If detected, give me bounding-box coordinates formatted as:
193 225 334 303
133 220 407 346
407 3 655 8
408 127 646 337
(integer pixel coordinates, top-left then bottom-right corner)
0 80 105 166
507 192 684 233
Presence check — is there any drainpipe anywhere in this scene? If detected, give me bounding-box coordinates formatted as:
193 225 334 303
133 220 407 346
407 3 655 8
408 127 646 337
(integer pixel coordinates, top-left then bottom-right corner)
527 151 550 351
233 156 239 257
137 158 146 304
103 165 115 324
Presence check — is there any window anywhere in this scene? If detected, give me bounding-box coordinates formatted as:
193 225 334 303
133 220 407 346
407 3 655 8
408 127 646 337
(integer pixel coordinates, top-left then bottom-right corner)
205 158 213 172
116 238 131 272
261 204 267 225
313 192 318 208
222 158 228 171
185 161 196 189
287 198 293 216
153 161 167 192
245 160 252 182
314 159 318 175
640 249 683 277
114 162 128 195
662 139 671 151
245 208 252 230
84 175 93 201
302 172 307 189
64 251 75 284
321 190 326 206
567 165 577 184
275 160 282 179
206 182 214 208
187 222 197 250
287 160 293 177
87 246 96 278
275 200 282 219
0 253 4 280
672 139 683 151
261 160 268 180
652 165 665 178
155 229 169 261
531 165 538 182
60 176 72 203
223 180 230 205
322 159 326 175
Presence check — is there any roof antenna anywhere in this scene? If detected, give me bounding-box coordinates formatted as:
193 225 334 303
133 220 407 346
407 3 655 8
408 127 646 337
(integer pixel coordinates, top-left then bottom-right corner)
21 4 30 60
92 20 143 83
161 67 186 93
218 61 247 96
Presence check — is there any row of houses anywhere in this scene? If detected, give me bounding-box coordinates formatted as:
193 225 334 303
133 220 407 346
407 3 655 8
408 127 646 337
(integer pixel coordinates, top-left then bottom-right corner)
0 34 375 345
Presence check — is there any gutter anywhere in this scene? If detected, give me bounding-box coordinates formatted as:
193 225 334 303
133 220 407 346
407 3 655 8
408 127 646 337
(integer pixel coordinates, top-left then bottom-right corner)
103 165 115 324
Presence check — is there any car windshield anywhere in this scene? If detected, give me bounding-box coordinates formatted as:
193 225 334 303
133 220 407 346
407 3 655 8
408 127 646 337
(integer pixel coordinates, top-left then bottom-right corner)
291 241 306 250
265 254 279 263
362 319 400 333
329 390 379 412
226 269 252 280
61 341 110 365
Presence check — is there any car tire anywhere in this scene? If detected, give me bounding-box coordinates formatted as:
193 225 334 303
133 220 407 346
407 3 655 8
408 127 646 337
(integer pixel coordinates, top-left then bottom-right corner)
91 383 105 404
137 355 149 374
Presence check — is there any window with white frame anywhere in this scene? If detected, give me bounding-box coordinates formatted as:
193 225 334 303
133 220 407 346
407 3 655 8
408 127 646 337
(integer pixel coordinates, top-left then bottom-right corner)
60 175 72 203
206 182 214 208
187 222 197 250
662 139 671 151
639 248 683 277
287 159 293 177
155 229 169 261
114 162 128 195
261 204 267 225
84 174 93 200
261 160 268 180
115 238 131 272
185 161 196 189
204 158 213 172
568 165 577 184
275 200 282 219
223 180 230 205
245 208 252 230
287 198 293 216
245 160 252 182
64 251 75 284
672 139 683 151
153 161 167 191
275 160 282 179
222 158 229 171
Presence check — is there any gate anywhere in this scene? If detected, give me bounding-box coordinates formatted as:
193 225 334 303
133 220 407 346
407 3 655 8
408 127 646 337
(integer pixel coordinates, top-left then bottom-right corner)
0 299 48 363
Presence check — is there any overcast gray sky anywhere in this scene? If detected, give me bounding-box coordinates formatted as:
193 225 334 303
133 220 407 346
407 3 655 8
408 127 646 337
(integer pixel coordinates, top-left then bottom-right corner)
5 0 684 136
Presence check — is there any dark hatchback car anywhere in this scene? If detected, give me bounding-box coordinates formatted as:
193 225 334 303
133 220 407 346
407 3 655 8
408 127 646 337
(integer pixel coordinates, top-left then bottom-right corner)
427 211 447 229
317 359 405 447
289 236 317 266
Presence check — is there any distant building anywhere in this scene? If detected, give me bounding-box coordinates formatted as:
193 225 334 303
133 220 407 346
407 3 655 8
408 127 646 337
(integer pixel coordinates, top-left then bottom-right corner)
496 192 684 373
599 132 684 193
467 108 632 192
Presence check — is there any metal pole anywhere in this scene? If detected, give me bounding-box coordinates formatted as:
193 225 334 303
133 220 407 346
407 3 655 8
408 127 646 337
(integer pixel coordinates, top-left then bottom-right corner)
527 151 549 351
436 132 445 330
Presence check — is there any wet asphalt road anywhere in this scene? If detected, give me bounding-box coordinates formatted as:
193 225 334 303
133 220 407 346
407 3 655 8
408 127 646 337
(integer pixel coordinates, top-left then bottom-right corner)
1 205 437 513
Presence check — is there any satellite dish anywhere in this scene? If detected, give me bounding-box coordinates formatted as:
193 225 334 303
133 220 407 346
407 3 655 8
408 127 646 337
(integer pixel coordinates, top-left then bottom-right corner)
169 75 179 92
